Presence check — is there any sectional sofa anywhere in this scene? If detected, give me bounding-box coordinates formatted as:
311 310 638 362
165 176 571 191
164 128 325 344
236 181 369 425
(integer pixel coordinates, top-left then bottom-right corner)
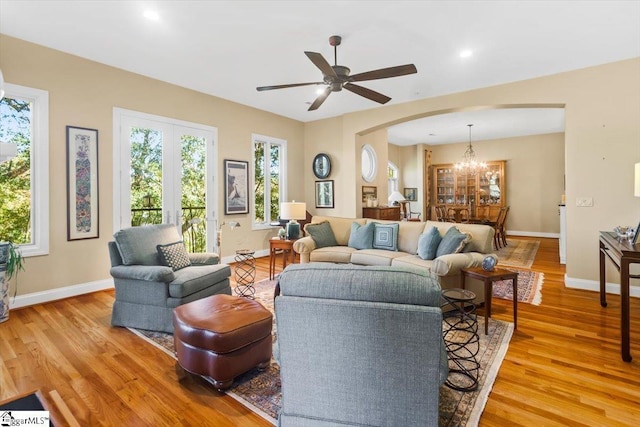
293 215 496 303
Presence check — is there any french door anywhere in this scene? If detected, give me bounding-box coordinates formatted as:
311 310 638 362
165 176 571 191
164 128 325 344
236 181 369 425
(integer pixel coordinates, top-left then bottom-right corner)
113 109 218 252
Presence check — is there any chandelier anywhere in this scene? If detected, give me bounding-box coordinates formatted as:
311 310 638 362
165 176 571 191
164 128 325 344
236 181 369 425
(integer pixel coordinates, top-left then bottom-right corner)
454 124 487 176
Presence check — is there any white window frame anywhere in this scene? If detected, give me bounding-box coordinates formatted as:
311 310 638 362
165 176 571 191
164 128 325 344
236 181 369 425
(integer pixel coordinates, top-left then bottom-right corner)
388 161 399 195
251 134 287 230
2 84 50 257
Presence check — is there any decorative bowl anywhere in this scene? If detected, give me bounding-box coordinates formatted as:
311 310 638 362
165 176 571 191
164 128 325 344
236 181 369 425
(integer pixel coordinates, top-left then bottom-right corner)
614 226 634 241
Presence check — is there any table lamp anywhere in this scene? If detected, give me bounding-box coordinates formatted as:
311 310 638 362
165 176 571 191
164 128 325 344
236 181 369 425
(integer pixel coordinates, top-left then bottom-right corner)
388 191 406 206
280 201 306 240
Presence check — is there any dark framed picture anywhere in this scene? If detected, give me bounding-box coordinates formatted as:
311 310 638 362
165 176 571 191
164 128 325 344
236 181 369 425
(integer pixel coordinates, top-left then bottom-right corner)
224 159 249 215
66 126 99 240
633 221 640 244
316 180 334 208
404 187 417 201
313 153 331 179
362 185 377 203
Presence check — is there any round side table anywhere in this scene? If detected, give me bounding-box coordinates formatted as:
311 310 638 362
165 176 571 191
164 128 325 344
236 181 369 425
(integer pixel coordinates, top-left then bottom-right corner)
234 249 256 299
441 288 480 392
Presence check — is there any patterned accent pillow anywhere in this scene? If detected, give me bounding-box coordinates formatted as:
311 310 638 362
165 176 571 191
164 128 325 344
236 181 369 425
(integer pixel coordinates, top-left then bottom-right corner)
157 241 192 271
304 221 338 248
373 222 399 251
417 226 442 260
436 227 472 257
348 222 375 250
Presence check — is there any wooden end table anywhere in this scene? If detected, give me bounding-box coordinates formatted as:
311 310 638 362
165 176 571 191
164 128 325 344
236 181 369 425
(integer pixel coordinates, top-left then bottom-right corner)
269 238 297 280
461 266 518 334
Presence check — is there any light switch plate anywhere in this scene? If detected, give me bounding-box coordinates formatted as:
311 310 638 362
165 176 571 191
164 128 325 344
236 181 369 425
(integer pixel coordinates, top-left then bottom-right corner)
576 197 594 207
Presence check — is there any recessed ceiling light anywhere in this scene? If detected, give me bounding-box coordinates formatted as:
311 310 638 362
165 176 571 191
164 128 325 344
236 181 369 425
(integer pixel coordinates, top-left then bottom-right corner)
459 50 473 58
316 87 325 95
144 10 160 21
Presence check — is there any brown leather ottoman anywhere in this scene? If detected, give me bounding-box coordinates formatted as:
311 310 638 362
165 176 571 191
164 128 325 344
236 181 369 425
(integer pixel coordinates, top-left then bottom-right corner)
173 294 272 391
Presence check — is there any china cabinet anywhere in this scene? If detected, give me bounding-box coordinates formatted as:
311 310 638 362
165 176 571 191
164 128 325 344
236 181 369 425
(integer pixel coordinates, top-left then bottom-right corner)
432 161 506 221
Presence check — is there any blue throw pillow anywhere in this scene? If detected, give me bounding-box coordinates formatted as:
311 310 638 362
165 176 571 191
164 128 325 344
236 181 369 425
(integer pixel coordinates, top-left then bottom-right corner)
348 222 375 250
418 226 442 260
436 226 471 257
304 221 338 248
373 222 399 251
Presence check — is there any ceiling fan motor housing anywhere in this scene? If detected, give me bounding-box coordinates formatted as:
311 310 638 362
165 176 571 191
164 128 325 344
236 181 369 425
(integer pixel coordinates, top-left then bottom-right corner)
326 65 351 91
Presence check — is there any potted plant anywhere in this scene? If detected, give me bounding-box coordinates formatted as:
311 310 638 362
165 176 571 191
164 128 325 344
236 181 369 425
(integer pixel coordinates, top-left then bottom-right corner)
0 242 25 323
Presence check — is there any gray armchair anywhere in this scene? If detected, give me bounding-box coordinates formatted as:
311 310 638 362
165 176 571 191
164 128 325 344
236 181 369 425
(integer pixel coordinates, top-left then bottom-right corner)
108 224 231 333
275 263 448 427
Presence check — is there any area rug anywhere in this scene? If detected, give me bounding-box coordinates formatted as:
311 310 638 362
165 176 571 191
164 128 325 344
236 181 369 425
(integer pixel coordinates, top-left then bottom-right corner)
493 269 544 306
495 239 540 269
129 279 513 427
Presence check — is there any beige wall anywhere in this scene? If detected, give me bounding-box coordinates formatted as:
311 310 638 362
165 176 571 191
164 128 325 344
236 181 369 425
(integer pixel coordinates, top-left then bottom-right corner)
429 132 565 234
0 35 304 296
304 58 640 285
2 33 639 298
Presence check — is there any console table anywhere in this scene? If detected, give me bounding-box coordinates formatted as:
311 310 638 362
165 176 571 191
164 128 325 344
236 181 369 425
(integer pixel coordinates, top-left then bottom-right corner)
362 206 400 221
599 231 640 362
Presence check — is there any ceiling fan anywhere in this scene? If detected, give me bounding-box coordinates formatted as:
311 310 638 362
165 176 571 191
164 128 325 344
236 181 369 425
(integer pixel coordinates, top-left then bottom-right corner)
256 35 418 111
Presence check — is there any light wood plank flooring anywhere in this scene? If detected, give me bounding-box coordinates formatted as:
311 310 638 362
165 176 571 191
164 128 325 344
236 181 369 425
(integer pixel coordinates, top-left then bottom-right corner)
1 237 639 426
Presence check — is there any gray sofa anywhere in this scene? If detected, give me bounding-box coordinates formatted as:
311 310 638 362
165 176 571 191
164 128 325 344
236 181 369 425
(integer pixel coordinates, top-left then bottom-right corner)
275 263 448 426
293 216 496 303
108 224 231 333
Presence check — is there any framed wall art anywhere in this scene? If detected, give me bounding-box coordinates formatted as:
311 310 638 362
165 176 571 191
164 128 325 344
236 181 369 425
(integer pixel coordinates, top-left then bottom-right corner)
224 159 249 215
66 125 99 240
404 187 418 201
316 180 334 208
362 185 377 203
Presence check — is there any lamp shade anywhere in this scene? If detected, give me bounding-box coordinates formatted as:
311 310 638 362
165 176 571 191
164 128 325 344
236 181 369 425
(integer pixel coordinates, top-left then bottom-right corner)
635 163 640 197
280 201 306 220
388 191 406 204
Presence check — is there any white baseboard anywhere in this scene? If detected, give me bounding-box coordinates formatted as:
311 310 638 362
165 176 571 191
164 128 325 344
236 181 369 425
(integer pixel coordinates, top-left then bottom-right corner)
11 251 272 309
11 278 115 309
565 274 640 298
507 230 560 239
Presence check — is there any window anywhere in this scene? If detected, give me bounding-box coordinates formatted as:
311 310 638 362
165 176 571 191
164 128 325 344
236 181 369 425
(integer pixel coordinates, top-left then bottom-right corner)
388 162 399 195
361 144 377 182
252 134 286 228
0 84 49 257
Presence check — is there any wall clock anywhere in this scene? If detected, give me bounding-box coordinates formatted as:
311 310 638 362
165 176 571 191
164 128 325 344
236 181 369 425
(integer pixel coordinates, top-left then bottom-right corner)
313 153 331 179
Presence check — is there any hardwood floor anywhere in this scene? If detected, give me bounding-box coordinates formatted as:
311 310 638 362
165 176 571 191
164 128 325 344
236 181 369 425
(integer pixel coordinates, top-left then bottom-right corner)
1 237 639 426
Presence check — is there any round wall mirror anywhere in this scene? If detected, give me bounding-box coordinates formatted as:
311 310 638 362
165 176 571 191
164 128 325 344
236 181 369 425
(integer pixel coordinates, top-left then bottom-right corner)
313 153 331 179
361 144 377 182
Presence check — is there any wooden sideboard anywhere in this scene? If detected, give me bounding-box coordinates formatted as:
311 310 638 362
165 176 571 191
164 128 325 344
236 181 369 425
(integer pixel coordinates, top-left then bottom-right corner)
362 206 401 221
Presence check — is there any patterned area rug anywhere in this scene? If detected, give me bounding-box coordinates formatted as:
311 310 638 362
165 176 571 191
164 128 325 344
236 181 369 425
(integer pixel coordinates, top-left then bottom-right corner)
129 279 513 427
496 239 540 269
493 269 544 306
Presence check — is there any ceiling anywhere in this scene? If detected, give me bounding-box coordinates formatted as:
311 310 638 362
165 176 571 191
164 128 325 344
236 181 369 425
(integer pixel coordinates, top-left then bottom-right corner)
1 1 638 145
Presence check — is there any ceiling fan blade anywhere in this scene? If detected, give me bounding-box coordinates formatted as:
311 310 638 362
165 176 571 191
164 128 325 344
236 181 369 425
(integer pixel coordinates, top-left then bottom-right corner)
305 51 338 78
308 87 332 111
349 64 417 82
257 82 323 91
344 83 391 104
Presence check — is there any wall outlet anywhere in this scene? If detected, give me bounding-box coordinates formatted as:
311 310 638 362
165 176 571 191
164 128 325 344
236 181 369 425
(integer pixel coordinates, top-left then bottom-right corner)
576 197 594 207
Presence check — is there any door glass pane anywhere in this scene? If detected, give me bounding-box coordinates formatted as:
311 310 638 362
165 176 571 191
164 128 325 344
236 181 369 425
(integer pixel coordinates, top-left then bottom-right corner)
0 96 32 244
181 134 206 252
130 127 163 225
